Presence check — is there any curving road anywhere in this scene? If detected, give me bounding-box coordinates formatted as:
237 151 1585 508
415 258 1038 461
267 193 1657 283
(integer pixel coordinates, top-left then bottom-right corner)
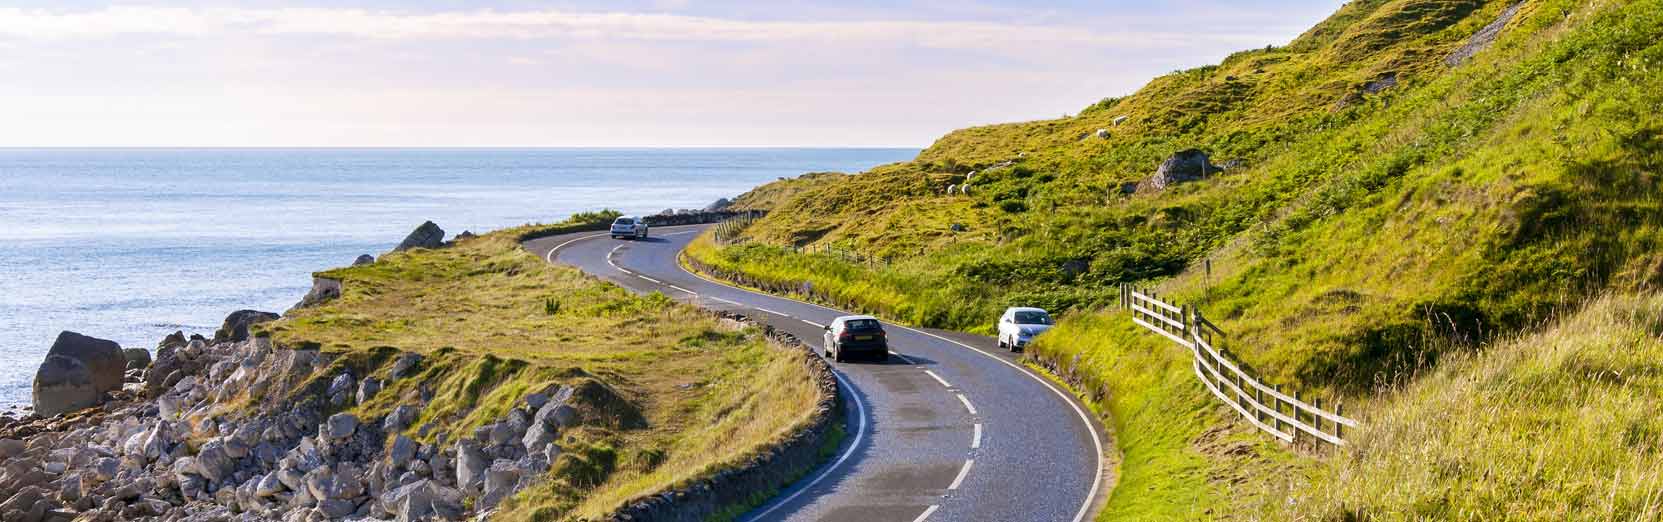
526 224 1109 522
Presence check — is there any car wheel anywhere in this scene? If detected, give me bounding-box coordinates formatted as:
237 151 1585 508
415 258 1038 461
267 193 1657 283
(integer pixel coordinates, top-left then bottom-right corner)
832 346 844 363
876 351 889 362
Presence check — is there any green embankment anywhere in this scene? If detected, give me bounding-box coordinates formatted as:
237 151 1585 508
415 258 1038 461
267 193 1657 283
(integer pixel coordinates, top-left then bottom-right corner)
688 0 1663 518
264 213 823 521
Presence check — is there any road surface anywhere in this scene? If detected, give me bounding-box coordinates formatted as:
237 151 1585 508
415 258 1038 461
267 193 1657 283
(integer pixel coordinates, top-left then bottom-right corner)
525 224 1109 522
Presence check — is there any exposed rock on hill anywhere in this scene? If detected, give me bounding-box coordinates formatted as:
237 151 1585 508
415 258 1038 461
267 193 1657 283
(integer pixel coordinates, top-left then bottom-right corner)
1446 2 1523 66
393 221 445 252
291 277 342 311
1137 149 1222 193
212 310 279 344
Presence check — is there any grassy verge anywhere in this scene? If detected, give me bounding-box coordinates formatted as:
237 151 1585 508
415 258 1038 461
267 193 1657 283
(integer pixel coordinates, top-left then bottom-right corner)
262 214 824 521
1247 291 1663 520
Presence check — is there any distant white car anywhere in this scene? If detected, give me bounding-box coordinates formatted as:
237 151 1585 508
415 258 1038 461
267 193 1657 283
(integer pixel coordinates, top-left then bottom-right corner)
997 307 1054 351
610 216 649 239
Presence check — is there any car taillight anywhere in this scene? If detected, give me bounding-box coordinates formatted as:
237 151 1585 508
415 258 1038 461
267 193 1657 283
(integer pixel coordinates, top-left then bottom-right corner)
839 332 851 341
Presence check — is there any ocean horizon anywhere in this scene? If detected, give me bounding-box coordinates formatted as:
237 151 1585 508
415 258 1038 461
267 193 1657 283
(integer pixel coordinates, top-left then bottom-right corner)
0 147 917 410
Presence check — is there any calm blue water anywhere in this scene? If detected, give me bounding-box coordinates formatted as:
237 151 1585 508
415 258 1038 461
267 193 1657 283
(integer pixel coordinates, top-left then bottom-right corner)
0 148 915 409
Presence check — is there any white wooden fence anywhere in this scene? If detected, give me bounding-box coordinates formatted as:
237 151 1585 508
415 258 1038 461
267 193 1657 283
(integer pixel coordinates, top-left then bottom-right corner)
1120 284 1359 446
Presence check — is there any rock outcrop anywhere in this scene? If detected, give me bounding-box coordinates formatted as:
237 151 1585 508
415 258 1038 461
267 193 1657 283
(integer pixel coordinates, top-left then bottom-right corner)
32 355 100 417
352 254 375 266
43 331 125 395
1137 149 1221 193
393 221 445 252
212 310 279 344
291 277 343 311
705 197 732 211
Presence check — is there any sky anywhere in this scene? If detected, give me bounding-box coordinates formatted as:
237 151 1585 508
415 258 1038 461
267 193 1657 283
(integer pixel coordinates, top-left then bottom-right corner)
0 1 1344 147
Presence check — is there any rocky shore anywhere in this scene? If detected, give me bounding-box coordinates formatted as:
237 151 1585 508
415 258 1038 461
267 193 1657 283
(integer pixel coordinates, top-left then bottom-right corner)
0 223 598 522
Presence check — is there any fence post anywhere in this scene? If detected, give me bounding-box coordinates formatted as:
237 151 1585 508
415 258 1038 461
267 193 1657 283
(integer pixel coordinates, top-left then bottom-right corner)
1313 397 1325 444
1336 402 1345 442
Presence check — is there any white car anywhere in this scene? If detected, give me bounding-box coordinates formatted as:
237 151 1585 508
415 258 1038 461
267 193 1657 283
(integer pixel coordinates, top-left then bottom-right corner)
997 307 1054 351
610 216 649 239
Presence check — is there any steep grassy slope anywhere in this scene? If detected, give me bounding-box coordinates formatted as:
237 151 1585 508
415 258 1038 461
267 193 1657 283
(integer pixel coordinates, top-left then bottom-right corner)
265 214 823 521
692 0 1663 518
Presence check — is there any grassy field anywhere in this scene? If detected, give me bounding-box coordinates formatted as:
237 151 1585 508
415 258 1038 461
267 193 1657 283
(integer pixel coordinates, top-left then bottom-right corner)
688 0 1663 518
263 214 823 521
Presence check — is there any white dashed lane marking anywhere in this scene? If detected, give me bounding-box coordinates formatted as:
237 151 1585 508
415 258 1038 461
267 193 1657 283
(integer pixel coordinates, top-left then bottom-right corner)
754 307 790 317
802 319 825 328
956 394 977 416
637 275 662 284
923 369 953 389
972 423 983 449
667 285 697 295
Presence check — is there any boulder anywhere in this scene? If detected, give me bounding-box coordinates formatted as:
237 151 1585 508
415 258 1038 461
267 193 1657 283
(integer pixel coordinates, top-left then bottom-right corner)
324 413 358 440
383 405 421 433
479 460 521 509
157 331 188 351
193 440 235 484
122 348 152 370
357 378 381 405
212 310 280 344
291 277 343 311
388 435 417 466
1138 149 1220 193
1094 128 1110 139
454 442 488 493
388 353 422 380
1112 115 1129 126
32 355 100 418
392 221 445 252
456 231 476 241
705 197 732 211
352 254 375 266
44 331 125 394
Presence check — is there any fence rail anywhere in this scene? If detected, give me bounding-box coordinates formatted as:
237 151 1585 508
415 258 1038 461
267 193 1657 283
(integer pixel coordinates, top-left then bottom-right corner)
1120 284 1359 447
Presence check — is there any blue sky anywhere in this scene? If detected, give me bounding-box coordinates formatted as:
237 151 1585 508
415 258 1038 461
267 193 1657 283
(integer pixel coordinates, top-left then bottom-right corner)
0 1 1343 147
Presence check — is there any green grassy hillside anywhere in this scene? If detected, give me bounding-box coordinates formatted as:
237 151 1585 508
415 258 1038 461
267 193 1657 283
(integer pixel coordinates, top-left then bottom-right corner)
265 214 823 521
690 0 1663 518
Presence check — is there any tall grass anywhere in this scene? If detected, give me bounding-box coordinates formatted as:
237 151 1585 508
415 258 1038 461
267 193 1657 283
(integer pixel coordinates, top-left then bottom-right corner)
1251 292 1663 521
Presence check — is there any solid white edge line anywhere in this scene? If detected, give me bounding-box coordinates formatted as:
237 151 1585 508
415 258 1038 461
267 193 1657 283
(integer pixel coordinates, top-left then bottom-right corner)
923 369 953 389
911 505 941 522
956 394 978 416
972 423 983 449
947 459 975 490
544 232 610 263
742 363 868 522
802 319 825 328
676 248 1107 522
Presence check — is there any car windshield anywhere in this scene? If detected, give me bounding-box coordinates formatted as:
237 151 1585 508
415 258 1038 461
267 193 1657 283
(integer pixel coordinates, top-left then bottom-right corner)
844 319 882 331
613 218 634 225
1014 311 1053 325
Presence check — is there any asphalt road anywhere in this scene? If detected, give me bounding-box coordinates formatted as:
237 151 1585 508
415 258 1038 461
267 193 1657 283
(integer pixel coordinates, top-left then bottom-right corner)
525 224 1108 522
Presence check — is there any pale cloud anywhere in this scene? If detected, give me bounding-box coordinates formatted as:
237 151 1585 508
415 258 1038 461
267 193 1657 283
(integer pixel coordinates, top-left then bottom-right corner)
0 6 1293 50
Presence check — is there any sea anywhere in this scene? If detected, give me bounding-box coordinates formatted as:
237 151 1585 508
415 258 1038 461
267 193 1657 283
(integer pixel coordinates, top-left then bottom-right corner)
0 148 916 410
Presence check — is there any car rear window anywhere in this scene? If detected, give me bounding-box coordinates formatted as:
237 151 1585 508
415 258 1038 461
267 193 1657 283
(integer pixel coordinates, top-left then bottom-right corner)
844 319 881 331
614 218 635 225
1014 311 1053 325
